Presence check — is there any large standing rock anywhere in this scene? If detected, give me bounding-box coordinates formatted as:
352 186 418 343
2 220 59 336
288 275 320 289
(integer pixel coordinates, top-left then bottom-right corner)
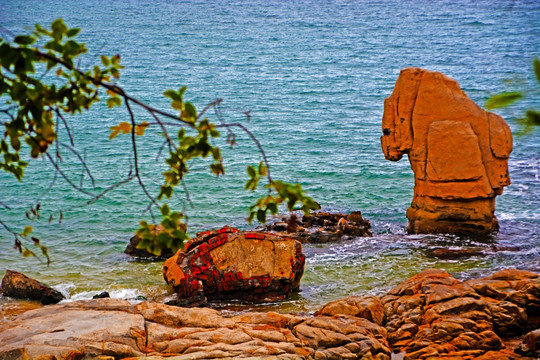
0 270 64 305
163 226 305 304
381 67 512 234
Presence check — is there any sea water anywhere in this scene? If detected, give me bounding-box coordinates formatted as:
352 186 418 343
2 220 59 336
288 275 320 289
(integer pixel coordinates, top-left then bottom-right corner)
0 0 539 313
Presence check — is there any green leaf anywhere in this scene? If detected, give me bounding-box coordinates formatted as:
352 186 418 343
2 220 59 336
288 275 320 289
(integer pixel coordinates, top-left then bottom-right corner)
534 58 540 86
247 165 256 178
267 202 278 214
257 209 266 223
183 102 197 120
179 86 187 97
22 226 33 237
161 204 170 216
22 249 36 257
14 35 36 45
51 18 68 41
106 96 122 108
245 179 255 190
525 109 540 126
163 89 181 102
66 28 81 37
171 100 183 110
101 55 110 67
485 92 523 110
258 161 267 176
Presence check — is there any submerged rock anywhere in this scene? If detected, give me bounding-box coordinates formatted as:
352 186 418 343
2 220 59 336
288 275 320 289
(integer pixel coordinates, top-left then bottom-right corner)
381 67 512 235
0 270 64 305
259 211 372 243
163 227 305 305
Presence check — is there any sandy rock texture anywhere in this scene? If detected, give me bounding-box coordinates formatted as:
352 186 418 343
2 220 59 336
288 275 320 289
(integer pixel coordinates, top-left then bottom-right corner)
381 67 513 235
163 227 305 305
1 268 538 359
0 298 390 360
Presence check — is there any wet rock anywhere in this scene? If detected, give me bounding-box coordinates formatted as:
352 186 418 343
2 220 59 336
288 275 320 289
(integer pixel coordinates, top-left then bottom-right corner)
0 270 64 305
92 291 110 299
163 226 305 304
381 67 512 235
259 211 372 243
124 223 185 259
430 248 484 259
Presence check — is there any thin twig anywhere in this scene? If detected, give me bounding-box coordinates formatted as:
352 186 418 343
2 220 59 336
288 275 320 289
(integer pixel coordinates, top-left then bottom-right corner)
215 122 273 182
59 142 96 188
63 173 136 210
43 151 95 197
55 108 75 146
124 98 160 209
197 98 223 120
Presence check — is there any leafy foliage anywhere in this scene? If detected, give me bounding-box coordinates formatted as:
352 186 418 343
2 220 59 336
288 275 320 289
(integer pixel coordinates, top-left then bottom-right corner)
485 58 540 135
0 19 320 261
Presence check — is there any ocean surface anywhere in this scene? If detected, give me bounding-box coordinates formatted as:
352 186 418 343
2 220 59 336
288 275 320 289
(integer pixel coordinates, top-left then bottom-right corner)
0 0 539 314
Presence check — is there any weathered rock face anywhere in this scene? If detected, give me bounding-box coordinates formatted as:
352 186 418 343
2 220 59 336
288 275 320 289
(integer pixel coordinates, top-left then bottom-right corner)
1 269 539 359
379 268 539 359
0 298 391 360
0 270 64 305
381 67 513 234
163 227 305 305
259 211 372 243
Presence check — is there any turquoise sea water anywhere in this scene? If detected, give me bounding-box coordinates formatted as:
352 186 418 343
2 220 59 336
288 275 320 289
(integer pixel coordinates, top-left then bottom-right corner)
0 0 539 313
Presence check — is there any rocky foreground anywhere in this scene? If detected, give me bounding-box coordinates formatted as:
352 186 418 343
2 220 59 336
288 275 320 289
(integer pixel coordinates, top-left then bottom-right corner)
1 268 539 360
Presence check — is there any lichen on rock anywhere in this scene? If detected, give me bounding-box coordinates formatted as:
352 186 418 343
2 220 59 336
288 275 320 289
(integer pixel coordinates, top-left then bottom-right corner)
163 226 305 305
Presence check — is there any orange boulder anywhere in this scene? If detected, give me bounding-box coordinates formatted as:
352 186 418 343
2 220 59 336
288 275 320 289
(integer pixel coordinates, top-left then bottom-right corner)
381 67 512 234
163 226 305 305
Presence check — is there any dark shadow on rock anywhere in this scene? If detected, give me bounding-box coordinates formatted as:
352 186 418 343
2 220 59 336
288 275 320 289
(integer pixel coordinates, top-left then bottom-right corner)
0 270 64 305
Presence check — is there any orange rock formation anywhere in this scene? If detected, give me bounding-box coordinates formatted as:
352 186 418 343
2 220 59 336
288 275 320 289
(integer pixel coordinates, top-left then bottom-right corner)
381 68 513 234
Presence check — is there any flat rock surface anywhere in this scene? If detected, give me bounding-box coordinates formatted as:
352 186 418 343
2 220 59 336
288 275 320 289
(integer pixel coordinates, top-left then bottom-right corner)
1 268 539 359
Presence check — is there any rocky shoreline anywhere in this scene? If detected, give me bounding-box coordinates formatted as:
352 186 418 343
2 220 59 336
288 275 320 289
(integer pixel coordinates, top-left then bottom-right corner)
1 268 539 359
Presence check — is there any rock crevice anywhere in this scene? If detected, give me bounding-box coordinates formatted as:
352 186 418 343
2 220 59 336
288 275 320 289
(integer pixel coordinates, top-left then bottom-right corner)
2 268 539 359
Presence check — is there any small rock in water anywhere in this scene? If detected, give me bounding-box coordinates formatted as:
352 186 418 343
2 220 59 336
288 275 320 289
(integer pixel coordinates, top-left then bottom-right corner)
0 270 64 305
430 247 484 259
92 291 110 299
259 210 372 243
